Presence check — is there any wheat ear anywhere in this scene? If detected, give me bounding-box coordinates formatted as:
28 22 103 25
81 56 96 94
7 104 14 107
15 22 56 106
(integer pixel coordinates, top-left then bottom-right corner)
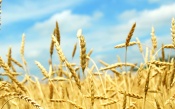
151 27 157 54
35 61 49 79
136 37 143 53
52 34 66 62
51 99 84 109
79 35 87 72
171 17 175 47
161 44 165 62
119 91 143 99
115 41 137 48
122 91 127 109
0 92 21 99
49 81 54 100
55 21 61 44
125 22 136 74
17 94 44 109
100 63 136 71
163 44 175 49
125 22 136 47
7 47 12 68
143 68 151 109
20 34 29 75
11 57 23 68
50 34 54 58
72 42 77 59
99 60 121 76
65 61 81 90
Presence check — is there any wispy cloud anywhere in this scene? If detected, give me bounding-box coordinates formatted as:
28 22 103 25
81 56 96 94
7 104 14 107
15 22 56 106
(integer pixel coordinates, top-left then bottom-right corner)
2 0 83 25
148 0 175 4
113 3 175 42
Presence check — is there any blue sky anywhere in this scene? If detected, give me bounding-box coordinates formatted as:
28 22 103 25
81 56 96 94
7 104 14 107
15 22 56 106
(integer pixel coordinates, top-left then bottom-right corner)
0 0 175 78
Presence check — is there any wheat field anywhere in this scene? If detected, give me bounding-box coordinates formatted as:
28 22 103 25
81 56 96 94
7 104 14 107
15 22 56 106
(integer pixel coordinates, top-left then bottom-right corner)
0 18 175 109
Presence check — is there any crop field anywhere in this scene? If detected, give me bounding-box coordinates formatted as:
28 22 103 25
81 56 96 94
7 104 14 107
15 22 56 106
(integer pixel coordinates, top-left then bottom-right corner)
0 18 175 109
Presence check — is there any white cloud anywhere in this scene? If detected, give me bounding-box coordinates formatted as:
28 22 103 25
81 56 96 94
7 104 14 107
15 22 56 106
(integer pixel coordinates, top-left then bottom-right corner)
30 10 92 36
20 10 103 63
114 3 175 41
93 11 104 20
148 0 175 4
2 0 83 25
83 3 175 64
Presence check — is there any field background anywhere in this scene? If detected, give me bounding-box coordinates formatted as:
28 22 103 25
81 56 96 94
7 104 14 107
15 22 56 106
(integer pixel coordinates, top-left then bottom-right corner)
0 0 175 109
